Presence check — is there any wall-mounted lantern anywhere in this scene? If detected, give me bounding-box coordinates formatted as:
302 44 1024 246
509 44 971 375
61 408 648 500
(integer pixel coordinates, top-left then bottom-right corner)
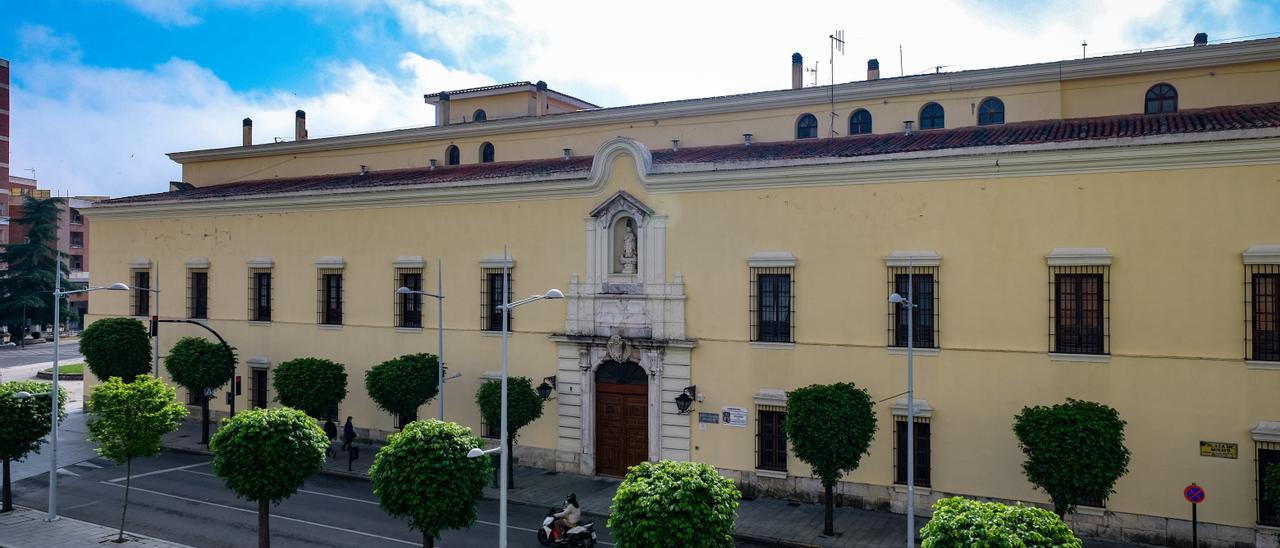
536 375 557 400
675 385 697 415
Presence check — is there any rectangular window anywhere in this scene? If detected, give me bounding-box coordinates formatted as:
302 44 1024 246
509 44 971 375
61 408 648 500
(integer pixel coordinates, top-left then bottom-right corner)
251 369 269 409
249 270 272 322
132 270 151 317
751 268 794 343
395 269 424 328
1249 268 1280 362
888 268 938 349
894 417 931 488
318 270 343 325
188 270 208 319
69 232 84 248
756 405 788 472
1259 443 1280 526
69 255 83 271
69 209 83 225
482 269 513 332
1050 267 1109 355
483 419 500 439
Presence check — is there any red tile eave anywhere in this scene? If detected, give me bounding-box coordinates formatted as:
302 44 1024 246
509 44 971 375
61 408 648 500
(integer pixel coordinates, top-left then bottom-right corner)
102 102 1280 206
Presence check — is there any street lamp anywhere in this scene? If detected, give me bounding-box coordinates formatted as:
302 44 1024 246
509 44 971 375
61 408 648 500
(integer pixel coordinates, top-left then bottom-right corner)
397 260 446 420
48 280 128 522
495 245 562 548
889 258 918 547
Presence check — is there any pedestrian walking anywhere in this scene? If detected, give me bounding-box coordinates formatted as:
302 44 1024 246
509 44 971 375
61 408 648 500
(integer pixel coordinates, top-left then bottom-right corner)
342 416 356 451
323 418 338 458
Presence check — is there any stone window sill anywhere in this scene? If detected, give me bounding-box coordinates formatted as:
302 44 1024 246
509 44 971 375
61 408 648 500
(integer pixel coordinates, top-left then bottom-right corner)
480 330 512 337
1246 360 1280 371
1048 353 1110 363
318 324 343 331
1074 505 1106 516
893 484 933 496
887 347 940 357
395 327 424 334
755 469 788 479
247 321 271 326
751 341 795 350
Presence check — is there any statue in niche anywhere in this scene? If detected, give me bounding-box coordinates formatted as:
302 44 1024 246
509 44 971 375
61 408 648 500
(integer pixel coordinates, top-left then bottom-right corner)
619 218 638 275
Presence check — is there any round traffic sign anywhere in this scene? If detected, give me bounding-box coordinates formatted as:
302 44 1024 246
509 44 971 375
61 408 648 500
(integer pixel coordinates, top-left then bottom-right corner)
1184 483 1205 504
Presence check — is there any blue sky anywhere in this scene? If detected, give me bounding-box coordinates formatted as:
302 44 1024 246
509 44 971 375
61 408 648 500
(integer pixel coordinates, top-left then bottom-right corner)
2 0 1278 197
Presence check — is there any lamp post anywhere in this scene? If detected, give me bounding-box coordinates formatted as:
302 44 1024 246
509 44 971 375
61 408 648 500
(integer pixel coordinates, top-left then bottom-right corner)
889 257 917 547
496 245 563 548
397 259 446 420
48 279 128 522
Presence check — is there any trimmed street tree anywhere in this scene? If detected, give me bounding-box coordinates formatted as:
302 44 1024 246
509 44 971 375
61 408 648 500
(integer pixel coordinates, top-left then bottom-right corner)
81 317 152 383
369 419 490 548
921 497 1081 547
0 380 66 512
365 353 440 427
272 357 347 419
165 336 237 444
0 196 73 344
785 382 877 536
475 376 544 488
211 407 328 548
608 460 740 548
87 375 188 542
1013 399 1131 517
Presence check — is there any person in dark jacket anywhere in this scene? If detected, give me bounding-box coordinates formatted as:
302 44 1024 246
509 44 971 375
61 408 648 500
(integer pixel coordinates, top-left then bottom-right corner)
323 418 338 458
342 416 356 451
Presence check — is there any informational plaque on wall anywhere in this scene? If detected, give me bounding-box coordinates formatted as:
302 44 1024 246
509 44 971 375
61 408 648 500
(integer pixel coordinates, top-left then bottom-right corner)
698 412 719 424
1199 441 1238 459
721 407 748 427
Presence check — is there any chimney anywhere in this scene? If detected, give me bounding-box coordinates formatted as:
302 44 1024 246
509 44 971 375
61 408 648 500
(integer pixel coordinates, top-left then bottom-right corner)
437 91 451 126
359 165 368 175
867 59 880 81
535 81 549 117
743 133 753 147
294 110 307 141
242 118 252 146
430 159 437 169
791 53 804 89
563 148 572 160
671 139 680 151
903 121 914 135
1194 32 1208 46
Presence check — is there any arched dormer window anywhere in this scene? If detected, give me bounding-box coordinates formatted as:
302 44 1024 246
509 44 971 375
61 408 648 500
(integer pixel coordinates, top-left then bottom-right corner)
796 113 818 139
473 109 487 122
919 102 944 130
977 97 1005 126
446 145 460 166
849 109 872 135
1144 83 1177 114
480 142 495 163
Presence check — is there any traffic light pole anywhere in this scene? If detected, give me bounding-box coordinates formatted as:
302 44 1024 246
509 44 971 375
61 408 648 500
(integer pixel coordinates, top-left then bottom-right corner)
157 319 235 444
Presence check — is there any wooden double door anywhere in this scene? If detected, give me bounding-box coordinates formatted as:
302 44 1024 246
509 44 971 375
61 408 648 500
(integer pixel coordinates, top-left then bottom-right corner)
595 362 649 477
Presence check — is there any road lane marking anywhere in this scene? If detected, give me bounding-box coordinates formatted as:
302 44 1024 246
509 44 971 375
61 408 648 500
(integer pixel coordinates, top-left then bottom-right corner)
64 500 101 511
108 460 209 483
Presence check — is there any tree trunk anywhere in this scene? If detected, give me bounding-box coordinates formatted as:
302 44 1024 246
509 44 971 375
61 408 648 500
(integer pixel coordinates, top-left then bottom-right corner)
2 458 12 512
117 457 132 542
258 498 270 548
201 392 211 445
823 483 834 536
506 435 515 489
423 531 433 548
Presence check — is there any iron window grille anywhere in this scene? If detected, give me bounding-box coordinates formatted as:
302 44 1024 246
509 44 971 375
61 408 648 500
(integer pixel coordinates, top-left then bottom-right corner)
1049 267 1110 355
318 269 344 325
1247 266 1280 361
750 267 794 343
250 369 269 409
131 270 151 317
395 268 424 328
919 102 945 129
887 267 939 349
1144 83 1178 114
482 419 500 439
795 113 818 139
186 388 202 406
977 97 1005 125
893 416 931 488
849 109 872 135
481 269 513 332
446 145 460 166
1259 442 1280 526
248 269 272 322
188 270 209 319
756 405 788 472
69 209 83 224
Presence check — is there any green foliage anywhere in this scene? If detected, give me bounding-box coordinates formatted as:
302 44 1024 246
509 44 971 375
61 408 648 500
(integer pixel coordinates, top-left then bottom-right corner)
164 337 236 394
784 382 877 488
369 420 490 540
272 358 348 419
364 353 440 421
0 196 75 339
921 497 1082 548
608 460 740 548
475 376 544 440
1013 399 1131 516
87 375 187 463
80 317 152 383
210 407 328 505
0 380 68 462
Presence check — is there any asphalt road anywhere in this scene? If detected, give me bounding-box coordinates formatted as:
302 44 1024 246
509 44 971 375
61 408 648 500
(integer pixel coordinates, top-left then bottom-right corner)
0 340 83 369
8 450 615 548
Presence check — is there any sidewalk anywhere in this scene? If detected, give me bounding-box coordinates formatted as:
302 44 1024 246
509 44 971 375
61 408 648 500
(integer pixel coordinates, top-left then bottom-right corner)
0 505 192 548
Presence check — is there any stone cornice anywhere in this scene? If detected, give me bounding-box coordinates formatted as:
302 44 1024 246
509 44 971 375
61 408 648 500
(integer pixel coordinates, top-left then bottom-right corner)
167 39 1280 164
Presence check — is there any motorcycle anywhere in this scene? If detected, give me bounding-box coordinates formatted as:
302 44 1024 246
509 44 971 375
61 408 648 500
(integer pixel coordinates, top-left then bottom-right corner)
537 507 598 547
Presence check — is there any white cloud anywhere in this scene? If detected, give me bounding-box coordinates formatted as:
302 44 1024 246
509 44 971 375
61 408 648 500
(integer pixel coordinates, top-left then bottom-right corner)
119 0 203 26
17 24 81 62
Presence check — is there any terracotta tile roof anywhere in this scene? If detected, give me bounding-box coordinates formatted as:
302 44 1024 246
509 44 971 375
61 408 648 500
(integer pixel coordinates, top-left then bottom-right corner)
103 102 1280 206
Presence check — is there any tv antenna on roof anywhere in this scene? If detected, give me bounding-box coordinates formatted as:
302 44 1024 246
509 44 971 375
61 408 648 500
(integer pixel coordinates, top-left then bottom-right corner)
806 61 819 87
829 29 845 138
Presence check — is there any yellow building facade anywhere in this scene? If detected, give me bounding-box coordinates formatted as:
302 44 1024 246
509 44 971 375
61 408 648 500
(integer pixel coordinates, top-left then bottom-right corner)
86 37 1280 545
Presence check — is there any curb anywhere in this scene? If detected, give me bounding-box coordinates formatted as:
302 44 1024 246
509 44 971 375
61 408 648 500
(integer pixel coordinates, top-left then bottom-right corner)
35 371 82 380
